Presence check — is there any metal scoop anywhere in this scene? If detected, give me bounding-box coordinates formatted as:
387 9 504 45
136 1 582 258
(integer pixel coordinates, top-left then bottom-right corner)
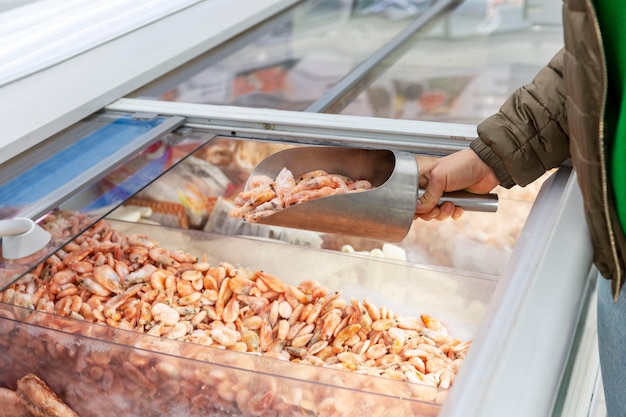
244 146 498 242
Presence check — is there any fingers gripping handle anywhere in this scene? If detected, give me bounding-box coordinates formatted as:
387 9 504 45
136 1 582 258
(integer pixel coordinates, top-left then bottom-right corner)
418 190 499 213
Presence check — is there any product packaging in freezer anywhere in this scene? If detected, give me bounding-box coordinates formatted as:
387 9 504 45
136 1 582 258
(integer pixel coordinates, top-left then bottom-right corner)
0 217 496 416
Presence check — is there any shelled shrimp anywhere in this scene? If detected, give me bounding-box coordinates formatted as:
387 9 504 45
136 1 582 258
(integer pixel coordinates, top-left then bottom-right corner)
229 167 373 222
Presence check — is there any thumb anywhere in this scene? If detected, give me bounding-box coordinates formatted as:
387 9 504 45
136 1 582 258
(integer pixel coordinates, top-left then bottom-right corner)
415 183 443 214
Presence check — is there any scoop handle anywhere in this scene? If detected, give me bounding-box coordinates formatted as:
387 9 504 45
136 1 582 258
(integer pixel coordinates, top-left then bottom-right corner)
419 190 499 213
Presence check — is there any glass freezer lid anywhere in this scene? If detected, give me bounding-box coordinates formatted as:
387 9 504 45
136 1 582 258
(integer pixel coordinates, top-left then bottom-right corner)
0 113 185 220
339 1 564 124
129 0 451 112
0 112 215 290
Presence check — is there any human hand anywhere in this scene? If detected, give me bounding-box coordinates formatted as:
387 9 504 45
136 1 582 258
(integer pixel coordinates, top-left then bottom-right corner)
414 148 500 221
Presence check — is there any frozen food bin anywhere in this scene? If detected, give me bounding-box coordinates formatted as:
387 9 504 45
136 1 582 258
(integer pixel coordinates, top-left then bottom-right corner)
0 218 496 416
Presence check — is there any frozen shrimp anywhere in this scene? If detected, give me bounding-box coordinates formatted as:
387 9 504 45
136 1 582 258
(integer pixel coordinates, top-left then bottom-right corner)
229 166 374 222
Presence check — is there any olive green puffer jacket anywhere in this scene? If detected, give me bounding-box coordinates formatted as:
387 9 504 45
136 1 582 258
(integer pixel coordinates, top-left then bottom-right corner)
470 0 626 300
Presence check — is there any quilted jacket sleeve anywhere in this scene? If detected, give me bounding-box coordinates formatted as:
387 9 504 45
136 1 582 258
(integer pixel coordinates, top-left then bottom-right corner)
471 48 570 188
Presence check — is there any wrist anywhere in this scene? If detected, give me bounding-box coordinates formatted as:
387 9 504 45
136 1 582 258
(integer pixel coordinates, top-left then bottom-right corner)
469 139 515 188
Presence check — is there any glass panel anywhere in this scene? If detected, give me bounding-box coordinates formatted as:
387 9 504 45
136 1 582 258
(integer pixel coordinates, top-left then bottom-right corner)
339 0 564 124
129 0 437 111
0 114 168 219
60 130 214 215
0 115 214 290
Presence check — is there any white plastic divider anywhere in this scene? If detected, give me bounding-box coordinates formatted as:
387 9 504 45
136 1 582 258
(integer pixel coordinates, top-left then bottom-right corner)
0 0 201 86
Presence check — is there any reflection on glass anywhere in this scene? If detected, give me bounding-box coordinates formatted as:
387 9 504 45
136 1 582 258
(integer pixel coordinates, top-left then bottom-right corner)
341 0 563 124
130 0 430 111
0 115 165 219
61 131 213 214
115 138 293 232
69 132 217 230
0 127 213 290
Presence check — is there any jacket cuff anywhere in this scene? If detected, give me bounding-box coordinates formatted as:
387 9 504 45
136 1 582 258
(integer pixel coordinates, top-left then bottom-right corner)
470 139 516 189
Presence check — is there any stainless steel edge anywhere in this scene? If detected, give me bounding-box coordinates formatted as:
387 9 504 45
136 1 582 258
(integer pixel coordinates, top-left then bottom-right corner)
0 0 301 166
439 168 595 417
106 99 478 154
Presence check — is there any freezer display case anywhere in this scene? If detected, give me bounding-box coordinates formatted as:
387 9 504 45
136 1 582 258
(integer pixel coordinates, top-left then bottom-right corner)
0 105 595 417
0 1 599 417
